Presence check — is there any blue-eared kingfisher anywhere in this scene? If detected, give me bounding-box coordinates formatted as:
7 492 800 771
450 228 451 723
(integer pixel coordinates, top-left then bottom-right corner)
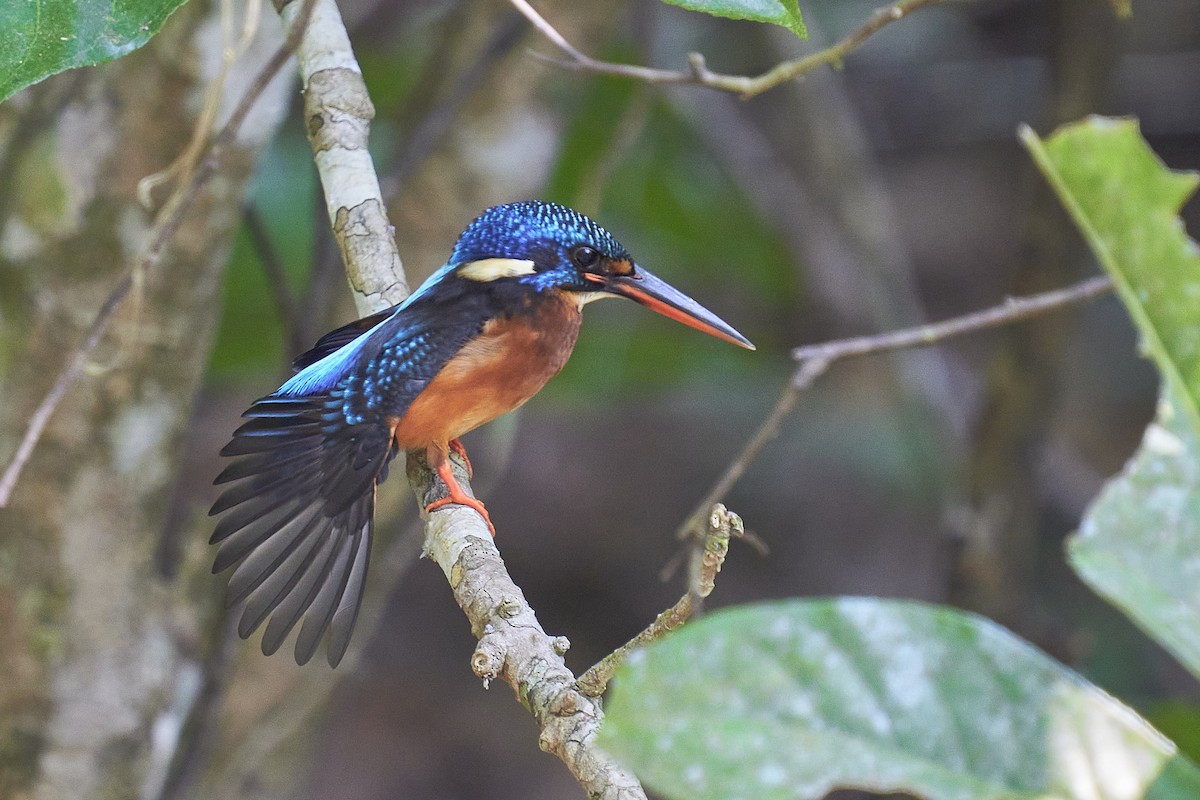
210 201 754 667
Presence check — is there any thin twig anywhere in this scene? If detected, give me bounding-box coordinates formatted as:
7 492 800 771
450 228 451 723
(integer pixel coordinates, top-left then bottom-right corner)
244 203 300 336
577 505 740 697
138 0 262 208
0 279 129 506
513 0 962 100
676 275 1114 540
790 275 1114 363
0 0 318 509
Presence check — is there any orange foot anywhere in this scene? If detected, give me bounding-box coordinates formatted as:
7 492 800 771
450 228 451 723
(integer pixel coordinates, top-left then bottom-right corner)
427 454 495 536
448 438 473 478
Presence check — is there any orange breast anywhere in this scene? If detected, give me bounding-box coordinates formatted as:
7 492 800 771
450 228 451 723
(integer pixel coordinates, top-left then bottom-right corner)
392 294 583 450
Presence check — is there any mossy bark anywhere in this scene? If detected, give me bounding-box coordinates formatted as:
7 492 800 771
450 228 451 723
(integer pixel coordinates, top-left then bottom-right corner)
0 3 290 798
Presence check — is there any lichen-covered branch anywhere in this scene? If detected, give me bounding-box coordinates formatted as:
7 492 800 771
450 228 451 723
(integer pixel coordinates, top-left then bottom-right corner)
407 454 647 800
277 0 407 315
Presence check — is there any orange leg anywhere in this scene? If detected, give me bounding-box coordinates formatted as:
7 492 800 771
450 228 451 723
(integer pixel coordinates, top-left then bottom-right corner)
448 438 473 478
425 449 495 537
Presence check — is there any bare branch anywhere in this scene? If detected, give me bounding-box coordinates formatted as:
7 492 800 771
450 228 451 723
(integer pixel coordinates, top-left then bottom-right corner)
0 0 316 508
0 275 131 507
790 275 1114 364
577 505 741 697
676 275 1114 539
513 0 963 100
409 454 648 799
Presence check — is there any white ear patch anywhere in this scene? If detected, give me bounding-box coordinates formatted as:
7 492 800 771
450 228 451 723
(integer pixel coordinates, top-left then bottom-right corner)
458 258 537 282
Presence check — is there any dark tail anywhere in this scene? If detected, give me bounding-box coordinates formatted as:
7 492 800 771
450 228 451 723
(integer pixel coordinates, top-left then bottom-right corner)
210 392 395 667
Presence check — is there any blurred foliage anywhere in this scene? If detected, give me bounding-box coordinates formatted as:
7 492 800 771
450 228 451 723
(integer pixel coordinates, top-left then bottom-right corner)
1022 118 1200 682
1149 702 1200 763
357 40 436 122
208 127 316 382
600 117 1200 800
1023 118 1200 433
660 0 807 39
546 74 793 398
602 599 1200 800
1071 383 1200 682
0 0 188 103
1110 0 1133 17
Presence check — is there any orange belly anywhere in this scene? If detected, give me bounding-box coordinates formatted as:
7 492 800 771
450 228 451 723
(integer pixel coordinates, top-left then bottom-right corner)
391 295 582 450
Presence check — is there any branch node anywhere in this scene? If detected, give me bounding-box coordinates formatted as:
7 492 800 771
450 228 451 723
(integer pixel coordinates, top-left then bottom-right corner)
497 598 523 619
546 687 585 718
551 636 571 656
471 637 506 686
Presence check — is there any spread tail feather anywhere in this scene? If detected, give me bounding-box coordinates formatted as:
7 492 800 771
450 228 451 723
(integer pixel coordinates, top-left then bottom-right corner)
211 391 394 667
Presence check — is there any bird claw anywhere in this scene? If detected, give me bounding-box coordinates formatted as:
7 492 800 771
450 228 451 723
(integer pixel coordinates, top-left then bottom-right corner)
448 438 473 478
425 494 496 537
428 452 494 536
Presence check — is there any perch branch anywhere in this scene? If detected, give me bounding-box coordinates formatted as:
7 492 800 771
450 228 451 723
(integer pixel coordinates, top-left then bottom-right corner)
409 455 646 798
676 274 1114 540
0 0 317 508
511 0 962 100
577 504 740 697
282 0 647 795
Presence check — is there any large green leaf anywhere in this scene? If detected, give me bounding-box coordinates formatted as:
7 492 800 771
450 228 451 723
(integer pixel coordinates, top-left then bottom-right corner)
0 0 188 104
1020 117 1200 433
601 599 1200 800
659 0 806 39
1021 118 1200 682
1069 386 1200 680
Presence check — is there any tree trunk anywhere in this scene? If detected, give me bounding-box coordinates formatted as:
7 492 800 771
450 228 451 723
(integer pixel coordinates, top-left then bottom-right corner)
0 4 290 797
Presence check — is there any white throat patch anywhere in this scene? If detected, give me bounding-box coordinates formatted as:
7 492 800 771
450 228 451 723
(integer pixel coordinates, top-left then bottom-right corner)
574 291 614 308
458 258 537 282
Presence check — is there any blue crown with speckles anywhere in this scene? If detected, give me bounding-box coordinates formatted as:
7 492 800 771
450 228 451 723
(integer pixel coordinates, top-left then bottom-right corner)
449 201 630 265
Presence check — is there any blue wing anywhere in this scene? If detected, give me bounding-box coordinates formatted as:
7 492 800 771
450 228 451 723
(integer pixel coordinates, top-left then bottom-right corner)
278 263 458 398
210 261 491 666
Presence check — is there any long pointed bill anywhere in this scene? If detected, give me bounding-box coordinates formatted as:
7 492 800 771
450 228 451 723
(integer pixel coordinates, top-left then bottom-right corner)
587 267 755 350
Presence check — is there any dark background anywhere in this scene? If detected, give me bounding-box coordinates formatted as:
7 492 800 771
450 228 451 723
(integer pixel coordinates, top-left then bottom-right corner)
189 0 1200 795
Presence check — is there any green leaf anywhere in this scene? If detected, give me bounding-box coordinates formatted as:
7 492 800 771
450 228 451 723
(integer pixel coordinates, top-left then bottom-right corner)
601 599 1200 800
1019 117 1200 435
0 0 188 104
1020 117 1200 682
1069 386 1200 681
660 0 807 39
1149 702 1200 764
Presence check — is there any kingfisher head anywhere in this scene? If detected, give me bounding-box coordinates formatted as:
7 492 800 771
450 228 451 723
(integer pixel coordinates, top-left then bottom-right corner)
450 201 755 349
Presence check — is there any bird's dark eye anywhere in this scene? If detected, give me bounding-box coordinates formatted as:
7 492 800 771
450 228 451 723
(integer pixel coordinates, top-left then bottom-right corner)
572 245 600 269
